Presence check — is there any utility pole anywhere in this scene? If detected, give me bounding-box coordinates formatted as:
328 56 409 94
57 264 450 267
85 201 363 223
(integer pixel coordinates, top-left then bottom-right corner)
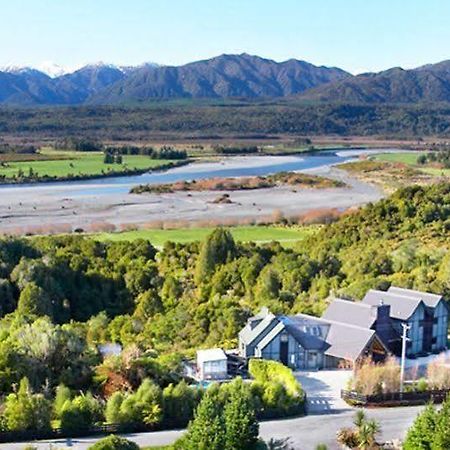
400 323 410 397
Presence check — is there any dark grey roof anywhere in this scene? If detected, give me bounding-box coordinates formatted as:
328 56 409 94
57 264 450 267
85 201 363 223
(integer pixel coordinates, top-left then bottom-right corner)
256 321 286 351
323 320 378 361
279 315 330 351
362 289 424 320
322 299 377 328
241 308 386 362
239 313 277 346
291 313 378 361
388 286 443 308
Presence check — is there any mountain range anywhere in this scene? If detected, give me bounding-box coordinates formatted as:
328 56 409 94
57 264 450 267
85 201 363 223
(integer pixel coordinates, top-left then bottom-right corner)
0 54 449 105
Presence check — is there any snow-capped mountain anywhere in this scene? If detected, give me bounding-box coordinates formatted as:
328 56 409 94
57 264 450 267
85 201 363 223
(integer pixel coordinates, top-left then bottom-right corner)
36 62 77 78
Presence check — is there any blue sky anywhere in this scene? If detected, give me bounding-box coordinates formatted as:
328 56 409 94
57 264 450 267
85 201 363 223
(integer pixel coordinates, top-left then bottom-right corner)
1 0 449 73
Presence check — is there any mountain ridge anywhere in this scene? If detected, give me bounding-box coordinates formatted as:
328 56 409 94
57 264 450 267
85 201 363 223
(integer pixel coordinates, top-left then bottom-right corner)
1 54 450 105
0 54 350 105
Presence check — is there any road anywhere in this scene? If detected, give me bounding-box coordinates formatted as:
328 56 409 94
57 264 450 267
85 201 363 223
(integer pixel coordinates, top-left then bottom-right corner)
0 406 422 450
0 370 423 450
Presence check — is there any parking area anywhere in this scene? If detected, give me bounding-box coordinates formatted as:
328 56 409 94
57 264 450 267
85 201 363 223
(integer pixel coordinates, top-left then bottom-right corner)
295 369 353 414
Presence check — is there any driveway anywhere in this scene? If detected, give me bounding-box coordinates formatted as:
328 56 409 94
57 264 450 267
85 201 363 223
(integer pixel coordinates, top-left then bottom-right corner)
295 370 353 414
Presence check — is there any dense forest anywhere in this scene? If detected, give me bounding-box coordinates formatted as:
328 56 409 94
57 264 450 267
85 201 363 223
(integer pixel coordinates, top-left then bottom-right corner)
1 102 450 140
0 182 449 437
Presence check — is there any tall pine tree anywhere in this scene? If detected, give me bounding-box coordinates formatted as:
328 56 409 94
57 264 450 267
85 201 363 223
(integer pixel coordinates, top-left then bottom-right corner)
224 379 259 450
184 389 225 450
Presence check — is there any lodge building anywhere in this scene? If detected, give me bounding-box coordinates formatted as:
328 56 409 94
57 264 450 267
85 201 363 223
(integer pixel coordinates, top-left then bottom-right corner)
238 286 448 370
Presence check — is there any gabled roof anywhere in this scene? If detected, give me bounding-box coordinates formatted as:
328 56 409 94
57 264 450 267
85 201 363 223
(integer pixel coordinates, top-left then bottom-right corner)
322 298 377 328
197 348 227 363
279 315 330 351
239 312 277 346
387 286 443 308
323 321 378 361
293 313 379 361
362 289 424 320
256 321 286 351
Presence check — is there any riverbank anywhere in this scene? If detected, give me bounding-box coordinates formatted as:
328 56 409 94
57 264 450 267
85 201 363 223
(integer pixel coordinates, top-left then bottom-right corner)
0 166 382 236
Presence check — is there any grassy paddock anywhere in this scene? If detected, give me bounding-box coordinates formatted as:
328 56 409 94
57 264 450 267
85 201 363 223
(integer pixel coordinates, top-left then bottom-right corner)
96 225 318 247
374 151 426 165
374 151 450 177
0 149 177 179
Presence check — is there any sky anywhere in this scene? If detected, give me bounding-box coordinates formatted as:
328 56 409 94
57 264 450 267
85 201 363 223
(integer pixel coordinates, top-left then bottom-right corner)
1 0 449 74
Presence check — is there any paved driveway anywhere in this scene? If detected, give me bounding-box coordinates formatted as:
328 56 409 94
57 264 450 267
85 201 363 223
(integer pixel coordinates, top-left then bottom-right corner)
295 370 353 414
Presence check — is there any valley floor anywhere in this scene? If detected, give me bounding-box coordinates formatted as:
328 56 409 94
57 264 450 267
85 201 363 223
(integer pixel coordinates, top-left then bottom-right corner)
0 167 382 235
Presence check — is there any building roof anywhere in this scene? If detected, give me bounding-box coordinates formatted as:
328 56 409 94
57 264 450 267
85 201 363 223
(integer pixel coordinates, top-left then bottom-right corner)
362 289 424 320
279 315 330 351
387 286 443 308
239 311 278 346
323 321 378 361
197 348 227 364
241 308 385 362
322 298 378 328
256 321 286 351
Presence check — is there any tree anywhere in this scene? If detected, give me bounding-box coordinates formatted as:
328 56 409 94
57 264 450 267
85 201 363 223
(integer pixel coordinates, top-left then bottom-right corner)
104 379 162 427
3 377 51 432
53 384 72 419
17 282 52 318
432 396 450 449
105 392 124 424
88 435 139 450
103 152 114 164
59 392 103 433
163 380 199 427
403 403 437 450
224 379 259 450
195 228 237 283
417 154 428 165
184 389 226 450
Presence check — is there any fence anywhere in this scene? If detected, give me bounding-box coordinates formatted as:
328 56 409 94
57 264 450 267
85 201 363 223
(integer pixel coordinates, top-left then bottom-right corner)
0 423 158 444
341 388 450 407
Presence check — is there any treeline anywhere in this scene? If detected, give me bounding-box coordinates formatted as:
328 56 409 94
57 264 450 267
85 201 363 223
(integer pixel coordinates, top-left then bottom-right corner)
1 102 450 139
54 137 188 160
0 143 37 154
0 359 303 439
212 145 259 155
417 149 450 168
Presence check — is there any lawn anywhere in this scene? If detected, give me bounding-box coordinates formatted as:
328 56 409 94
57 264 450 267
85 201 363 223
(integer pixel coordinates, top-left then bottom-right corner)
96 225 318 247
374 151 426 165
0 149 178 179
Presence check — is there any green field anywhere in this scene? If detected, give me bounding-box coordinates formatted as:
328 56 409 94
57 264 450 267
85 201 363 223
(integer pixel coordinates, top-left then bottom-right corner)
374 151 450 176
96 225 318 247
0 150 178 179
374 151 426 165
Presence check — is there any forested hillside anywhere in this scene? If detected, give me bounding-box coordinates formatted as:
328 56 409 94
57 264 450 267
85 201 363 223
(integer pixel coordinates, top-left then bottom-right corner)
0 183 449 396
1 102 450 139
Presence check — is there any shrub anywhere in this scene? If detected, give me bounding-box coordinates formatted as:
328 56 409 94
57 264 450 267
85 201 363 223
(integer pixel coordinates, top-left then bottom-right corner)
349 356 400 396
248 359 305 418
427 356 450 390
88 435 139 450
